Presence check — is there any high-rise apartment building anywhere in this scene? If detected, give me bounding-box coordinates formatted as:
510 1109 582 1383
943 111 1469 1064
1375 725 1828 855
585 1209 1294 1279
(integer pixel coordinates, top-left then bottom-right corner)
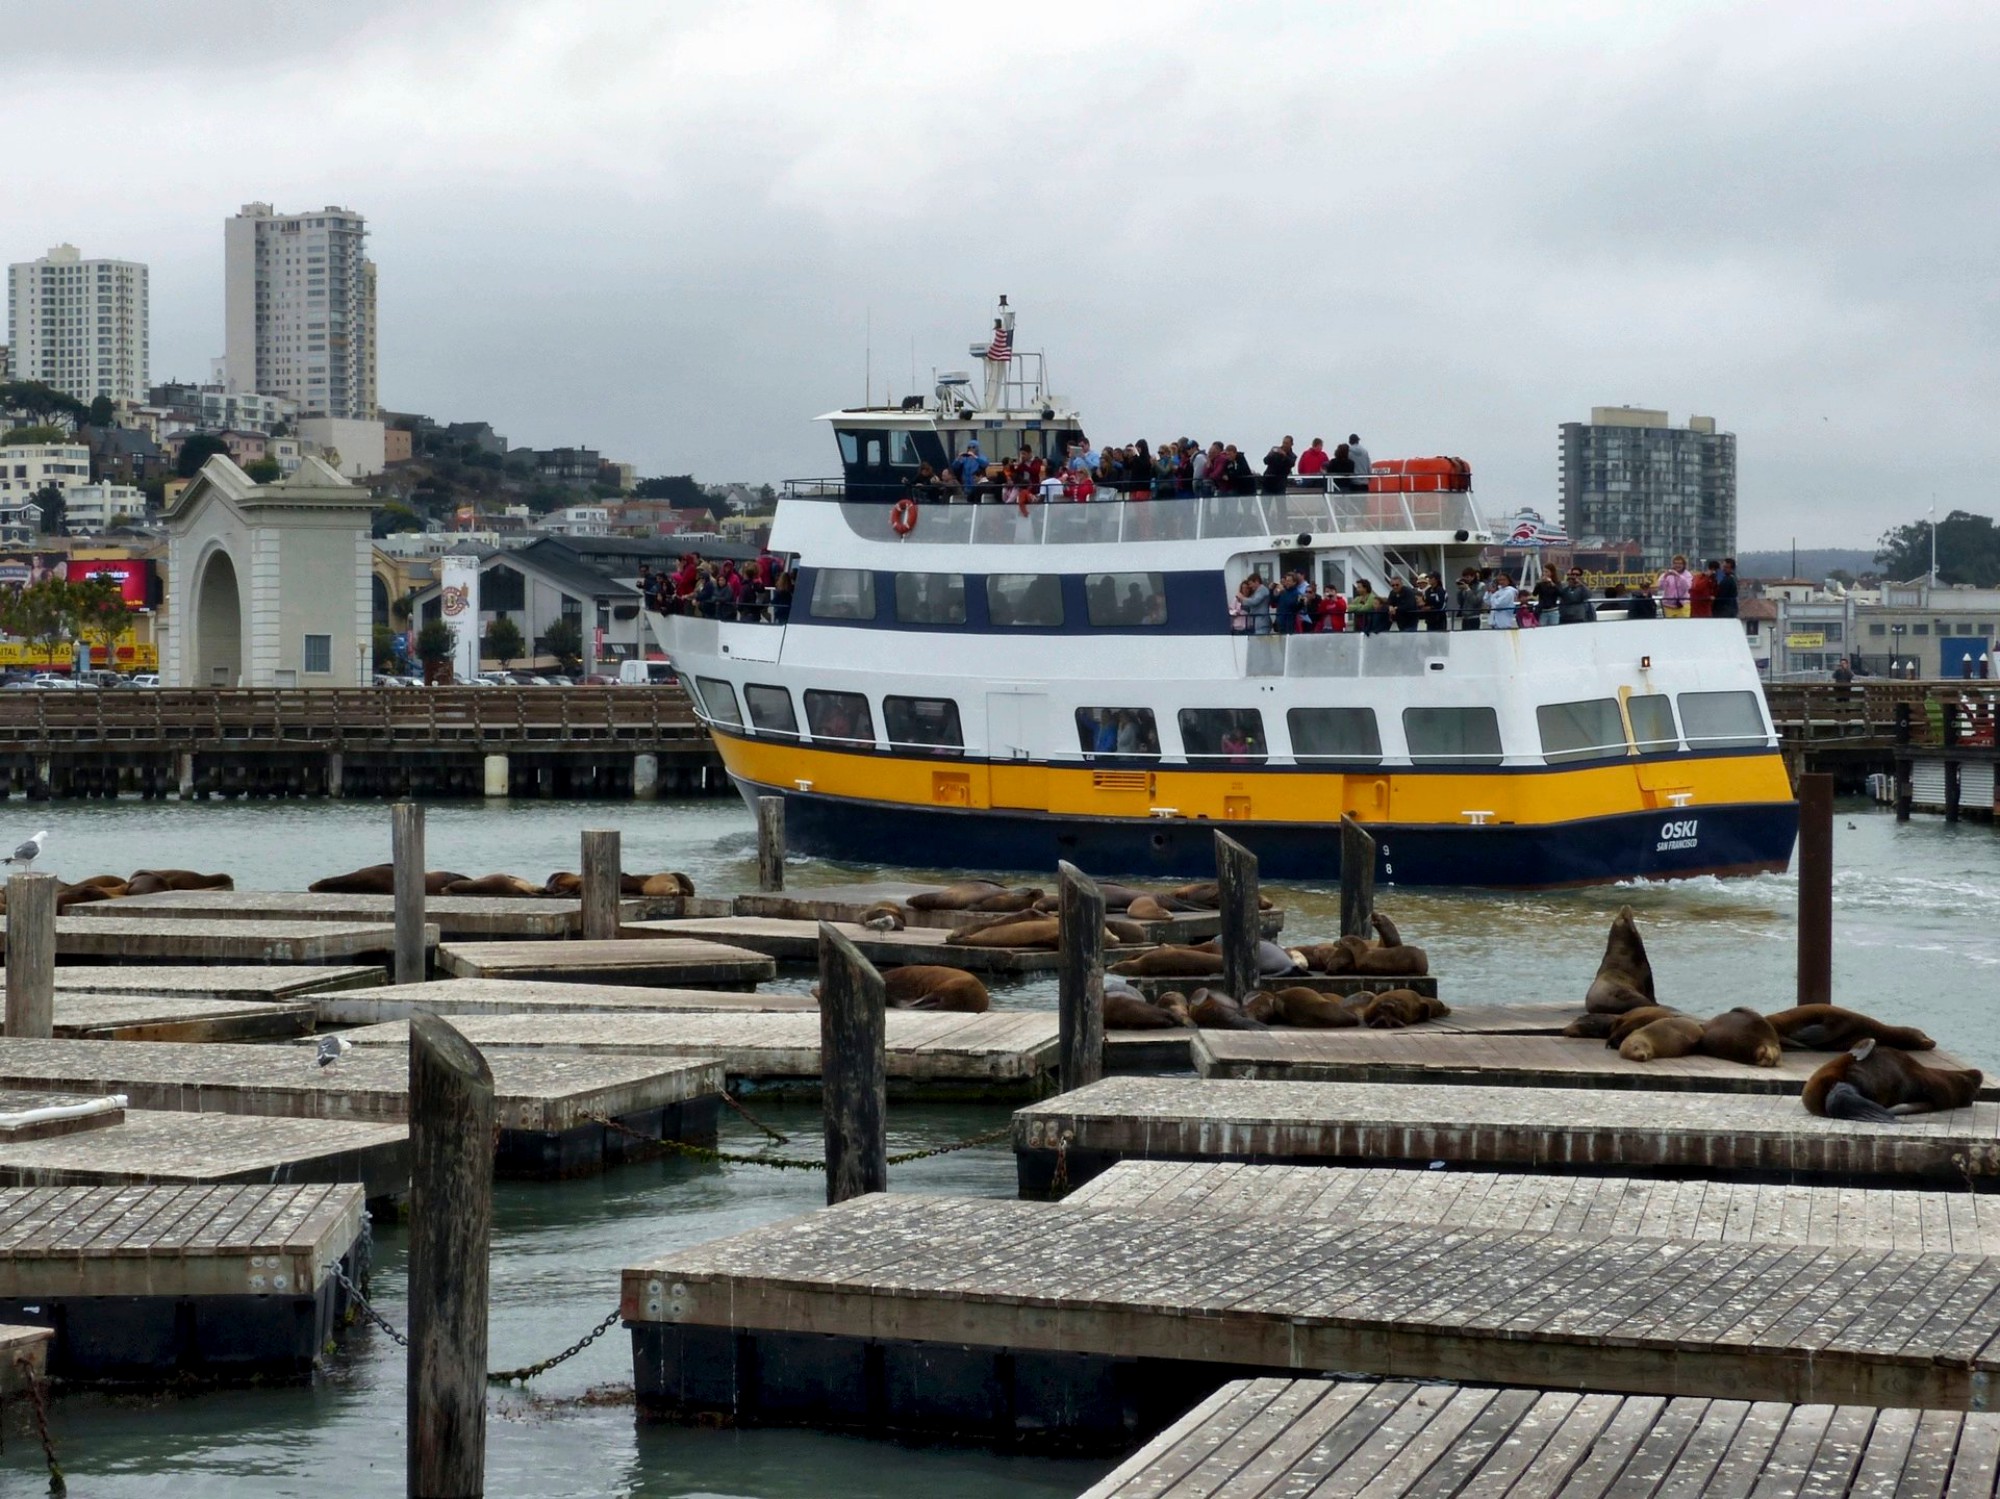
1558 407 1736 573
222 203 377 420
6 244 150 403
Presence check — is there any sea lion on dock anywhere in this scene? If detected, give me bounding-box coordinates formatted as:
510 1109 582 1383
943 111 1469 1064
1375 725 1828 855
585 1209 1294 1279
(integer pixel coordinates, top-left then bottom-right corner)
1370 912 1405 947
1803 1039 1981 1122
73 874 129 891
1189 988 1266 1030
1562 1013 1619 1039
879 964 989 1013
966 887 1044 913
1585 907 1657 1014
1108 946 1227 978
1599 1006 1685 1048
1360 989 1449 1028
1298 943 1355 975
1153 990 1194 1026
945 915 1061 949
1104 989 1181 1029
1765 1005 1935 1053
907 881 1007 911
1698 1007 1783 1068
311 864 466 896
440 874 543 898
626 872 695 897
126 869 235 895
542 871 582 896
860 902 906 931
1125 895 1174 921
1241 990 1284 1024
1104 918 1149 946
1188 939 1310 978
1329 933 1429 978
1619 1014 1704 1063
55 883 115 909
1269 987 1360 1028
1166 882 1274 911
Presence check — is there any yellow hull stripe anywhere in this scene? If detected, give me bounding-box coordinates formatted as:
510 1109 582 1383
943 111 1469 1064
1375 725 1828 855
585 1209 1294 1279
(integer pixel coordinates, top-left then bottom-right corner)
709 733 1794 827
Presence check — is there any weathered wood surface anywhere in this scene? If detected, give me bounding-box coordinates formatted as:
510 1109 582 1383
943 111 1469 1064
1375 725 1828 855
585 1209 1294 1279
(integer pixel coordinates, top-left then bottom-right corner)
4 872 55 1038
0 1323 50 1394
624 1191 2000 1409
1192 1029 1990 1096
0 916 434 964
732 882 1285 943
436 937 775 988
314 977 816 1026
1015 1077 2000 1185
1057 862 1105 1095
0 1106 408 1196
54 993 317 1042
68 889 585 938
0 1183 364 1299
1084 1377 2000 1499
1340 814 1376 938
393 800 427 987
1799 772 1835 1005
1122 972 1440 1002
1102 1029 1198 1074
332 1011 1059 1083
756 795 785 893
620 916 1064 973
1064 1161 2000 1254
580 828 621 943
0 1091 125 1141
16 964 389 1001
817 922 885 1205
0 1037 723 1130
1214 832 1260 1004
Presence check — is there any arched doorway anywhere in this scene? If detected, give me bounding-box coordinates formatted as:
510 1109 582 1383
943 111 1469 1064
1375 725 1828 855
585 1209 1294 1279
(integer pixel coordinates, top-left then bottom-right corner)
371 571 391 625
193 549 242 687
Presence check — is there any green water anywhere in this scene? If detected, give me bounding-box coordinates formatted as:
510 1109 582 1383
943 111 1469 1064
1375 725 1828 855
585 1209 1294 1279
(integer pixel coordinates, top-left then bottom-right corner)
1 795 1995 1495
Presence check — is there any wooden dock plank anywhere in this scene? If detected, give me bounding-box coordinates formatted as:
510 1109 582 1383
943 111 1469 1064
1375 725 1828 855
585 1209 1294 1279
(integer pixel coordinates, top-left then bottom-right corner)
1013 1078 2000 1190
0 1324 51 1396
729 881 1286 944
1124 972 1440 1002
436 937 775 988
54 993 317 1042
23 965 389 1001
0 916 432 965
313 976 816 1026
620 916 1063 974
67 889 586 938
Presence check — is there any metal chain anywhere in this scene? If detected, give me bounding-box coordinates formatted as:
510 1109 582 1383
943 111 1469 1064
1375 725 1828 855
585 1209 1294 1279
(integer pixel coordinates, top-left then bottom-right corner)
1049 1128 1074 1199
14 1353 63 1496
333 1261 408 1348
487 1307 622 1384
718 1091 790 1144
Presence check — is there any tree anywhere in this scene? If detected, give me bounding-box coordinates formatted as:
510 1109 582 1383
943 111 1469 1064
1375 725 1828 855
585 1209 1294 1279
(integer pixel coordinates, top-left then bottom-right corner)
542 617 582 674
176 433 232 478
416 619 456 684
634 474 706 505
372 624 400 673
244 457 283 483
0 381 86 428
1 424 66 446
372 502 424 539
0 578 80 666
32 485 64 537
87 395 116 428
1875 510 2000 587
482 614 524 670
391 591 415 625
69 575 130 661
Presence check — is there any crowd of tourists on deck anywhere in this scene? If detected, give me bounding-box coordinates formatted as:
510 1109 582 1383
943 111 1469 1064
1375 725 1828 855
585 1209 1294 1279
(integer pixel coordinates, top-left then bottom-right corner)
1231 557 1741 633
903 434 1377 507
641 552 795 624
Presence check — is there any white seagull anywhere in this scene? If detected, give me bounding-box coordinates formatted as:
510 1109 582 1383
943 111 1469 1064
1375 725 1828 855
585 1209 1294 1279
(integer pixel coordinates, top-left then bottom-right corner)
314 1035 353 1070
4 831 48 869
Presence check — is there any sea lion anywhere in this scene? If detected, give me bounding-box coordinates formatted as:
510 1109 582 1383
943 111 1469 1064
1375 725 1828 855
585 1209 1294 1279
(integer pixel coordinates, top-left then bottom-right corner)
1109 946 1228 978
1619 1014 1704 1063
638 872 695 897
945 915 1061 949
1585 906 1657 1014
73 874 129 891
1153 990 1194 1026
1562 1013 1620 1039
542 872 583 896
1105 989 1181 1029
126 869 236 895
1298 943 1355 975
1126 895 1174 921
1697 1007 1783 1068
1361 989 1450 1029
1105 918 1149 946
860 902 906 931
1187 938 1309 977
1765 1005 1935 1053
880 965 989 1013
1189 988 1266 1030
1803 1039 1982 1122
1166 882 1274 911
907 881 1007 911
311 864 466 896
1370 911 1404 948
1241 990 1283 1024
440 874 543 898
1600 1006 1685 1048
55 883 114 909
966 887 1044 913
1332 934 1430 978
1269 986 1360 1028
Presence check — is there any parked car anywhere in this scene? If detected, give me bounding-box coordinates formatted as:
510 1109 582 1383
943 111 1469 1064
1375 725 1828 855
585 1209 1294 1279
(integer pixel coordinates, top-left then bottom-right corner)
129 673 160 688
29 674 84 690
617 658 677 686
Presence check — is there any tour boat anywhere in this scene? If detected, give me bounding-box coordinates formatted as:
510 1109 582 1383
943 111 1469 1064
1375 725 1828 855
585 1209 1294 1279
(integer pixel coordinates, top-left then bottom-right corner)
652 301 1797 887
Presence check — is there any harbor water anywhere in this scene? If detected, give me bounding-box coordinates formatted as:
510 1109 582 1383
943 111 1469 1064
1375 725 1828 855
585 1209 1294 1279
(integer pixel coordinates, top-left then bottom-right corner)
3 795 1995 1496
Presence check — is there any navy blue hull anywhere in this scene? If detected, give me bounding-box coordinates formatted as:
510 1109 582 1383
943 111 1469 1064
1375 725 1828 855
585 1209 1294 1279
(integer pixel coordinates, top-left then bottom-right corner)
732 781 1798 888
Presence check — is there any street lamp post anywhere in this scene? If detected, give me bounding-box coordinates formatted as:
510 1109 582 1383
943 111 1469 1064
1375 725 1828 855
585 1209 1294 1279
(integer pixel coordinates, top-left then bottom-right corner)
1890 623 1905 679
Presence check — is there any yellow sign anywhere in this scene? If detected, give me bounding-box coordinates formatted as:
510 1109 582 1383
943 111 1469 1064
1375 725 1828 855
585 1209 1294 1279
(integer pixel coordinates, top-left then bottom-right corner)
1785 632 1826 649
0 634 158 670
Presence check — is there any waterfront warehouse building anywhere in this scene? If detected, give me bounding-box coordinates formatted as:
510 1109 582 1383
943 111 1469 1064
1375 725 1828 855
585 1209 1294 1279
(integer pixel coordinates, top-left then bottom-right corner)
6 244 150 404
222 203 378 420
1559 407 1736 574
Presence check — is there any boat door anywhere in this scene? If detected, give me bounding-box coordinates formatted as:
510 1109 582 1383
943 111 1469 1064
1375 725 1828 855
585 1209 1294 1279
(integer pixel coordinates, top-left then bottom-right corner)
985 691 1049 809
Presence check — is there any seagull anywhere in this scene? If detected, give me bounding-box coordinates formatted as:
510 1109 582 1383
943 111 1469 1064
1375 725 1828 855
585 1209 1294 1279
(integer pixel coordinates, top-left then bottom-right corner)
314 1035 353 1070
4 831 47 869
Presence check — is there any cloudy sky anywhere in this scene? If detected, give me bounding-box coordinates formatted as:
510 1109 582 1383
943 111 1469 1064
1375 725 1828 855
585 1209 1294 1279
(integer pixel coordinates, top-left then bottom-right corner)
5 1 1993 547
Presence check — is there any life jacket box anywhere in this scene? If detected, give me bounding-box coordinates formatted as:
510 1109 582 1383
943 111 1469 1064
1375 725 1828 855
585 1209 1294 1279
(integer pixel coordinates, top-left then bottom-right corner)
1368 457 1473 493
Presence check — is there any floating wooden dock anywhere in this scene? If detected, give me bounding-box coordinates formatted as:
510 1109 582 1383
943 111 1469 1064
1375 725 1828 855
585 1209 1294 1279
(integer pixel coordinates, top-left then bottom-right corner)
335 1011 1059 1092
0 1039 724 1177
1085 1377 2000 1499
0 1324 50 1398
1192 1029 1990 1096
1013 1078 2000 1194
31 964 387 1001
0 917 431 965
0 1183 366 1382
731 882 1284 943
436 937 775 989
1122 973 1440 1001
621 916 1064 974
54 993 317 1042
314 976 817 1026
69 888 686 938
624 1190 2000 1445
1064 1160 2000 1254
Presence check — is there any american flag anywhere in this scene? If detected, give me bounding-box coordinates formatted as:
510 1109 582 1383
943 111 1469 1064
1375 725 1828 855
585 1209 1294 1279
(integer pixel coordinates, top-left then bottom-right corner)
986 323 1012 363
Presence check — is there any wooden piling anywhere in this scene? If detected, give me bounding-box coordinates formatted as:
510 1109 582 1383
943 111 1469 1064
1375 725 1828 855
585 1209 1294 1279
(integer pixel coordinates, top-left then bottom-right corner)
1213 832 1259 1002
1056 861 1105 1094
1796 772 1834 1006
3 871 56 1039
580 829 621 942
1339 816 1375 939
1944 761 1963 824
816 922 885 1205
757 796 785 893
406 1012 493 1499
391 802 426 987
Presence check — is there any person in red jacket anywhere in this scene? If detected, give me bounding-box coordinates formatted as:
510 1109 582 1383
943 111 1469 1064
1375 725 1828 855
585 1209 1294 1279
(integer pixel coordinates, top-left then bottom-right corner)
1689 560 1717 619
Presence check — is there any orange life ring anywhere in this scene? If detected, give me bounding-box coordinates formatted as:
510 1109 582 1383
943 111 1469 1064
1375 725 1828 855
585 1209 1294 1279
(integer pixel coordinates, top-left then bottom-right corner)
890 498 919 536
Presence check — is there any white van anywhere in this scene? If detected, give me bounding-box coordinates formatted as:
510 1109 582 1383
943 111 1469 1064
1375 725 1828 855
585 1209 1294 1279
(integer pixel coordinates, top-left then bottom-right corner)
617 658 677 686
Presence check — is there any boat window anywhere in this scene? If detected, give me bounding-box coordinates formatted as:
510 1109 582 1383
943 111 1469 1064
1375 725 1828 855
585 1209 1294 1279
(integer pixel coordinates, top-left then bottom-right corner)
836 431 860 465
808 568 877 621
883 696 964 754
1074 707 1161 763
1627 693 1679 753
893 573 967 626
743 683 798 739
1085 572 1168 628
1403 706 1503 765
1536 698 1627 765
693 676 741 728
803 690 876 748
1179 708 1268 766
1286 707 1382 764
888 430 921 467
1678 690 1768 750
986 573 1064 627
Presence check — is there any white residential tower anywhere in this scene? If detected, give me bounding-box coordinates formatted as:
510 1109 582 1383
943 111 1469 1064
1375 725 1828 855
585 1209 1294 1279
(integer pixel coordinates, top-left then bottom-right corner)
6 244 150 403
222 203 377 421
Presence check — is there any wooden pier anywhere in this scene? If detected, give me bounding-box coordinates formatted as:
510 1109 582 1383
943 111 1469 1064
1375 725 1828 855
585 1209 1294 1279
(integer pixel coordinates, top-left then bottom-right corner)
26 964 387 1001
0 1324 50 1398
622 916 1065 973
68 888 688 938
0 916 431 965
313 976 817 1026
1013 1078 2000 1194
436 937 775 988
1122 973 1440 1002
1085 1377 2000 1499
55 993 317 1042
0 1183 367 1381
731 882 1284 944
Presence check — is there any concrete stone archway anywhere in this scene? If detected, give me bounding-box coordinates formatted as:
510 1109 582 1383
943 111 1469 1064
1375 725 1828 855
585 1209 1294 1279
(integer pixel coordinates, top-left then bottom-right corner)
193 547 243 687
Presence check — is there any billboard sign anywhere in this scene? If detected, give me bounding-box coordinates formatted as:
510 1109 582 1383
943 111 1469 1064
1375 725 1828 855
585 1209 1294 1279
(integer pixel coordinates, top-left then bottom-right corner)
65 558 154 608
439 555 481 685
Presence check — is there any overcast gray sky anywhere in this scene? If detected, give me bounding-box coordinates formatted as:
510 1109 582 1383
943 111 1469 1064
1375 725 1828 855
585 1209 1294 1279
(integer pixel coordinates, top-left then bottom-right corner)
6 1 1994 548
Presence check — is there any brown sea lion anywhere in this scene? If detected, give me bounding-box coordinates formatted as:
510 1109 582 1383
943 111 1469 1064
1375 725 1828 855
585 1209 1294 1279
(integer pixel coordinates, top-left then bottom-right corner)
880 965 989 1013
1585 906 1658 1014
1108 946 1228 978
127 869 238 895
1803 1039 1982 1122
1240 990 1283 1024
1126 895 1174 921
1765 1005 1935 1053
860 902 906 931
440 874 543 898
310 865 467 896
1298 943 1355 975
639 872 695 897
542 872 582 896
945 916 1061 949
73 874 129 891
1370 911 1404 948
1104 918 1149 946
1153 990 1195 1026
1698 1007 1783 1068
1620 1014 1704 1063
1601 1006 1685 1048
966 887 1044 913
1361 989 1450 1029
55 883 114 909
1562 1012 1620 1039
1105 990 1180 1029
1189 988 1266 1030
1166 882 1273 911
1334 934 1430 978
1270 987 1360 1028
907 881 1007 911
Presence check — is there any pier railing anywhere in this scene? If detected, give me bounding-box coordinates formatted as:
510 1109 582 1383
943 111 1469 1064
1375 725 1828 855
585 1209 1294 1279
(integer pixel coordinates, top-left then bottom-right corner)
1764 680 1999 749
